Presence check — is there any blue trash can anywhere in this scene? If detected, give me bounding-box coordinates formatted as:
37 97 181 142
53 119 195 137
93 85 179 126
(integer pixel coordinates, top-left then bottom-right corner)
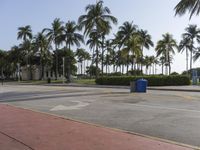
136 79 147 93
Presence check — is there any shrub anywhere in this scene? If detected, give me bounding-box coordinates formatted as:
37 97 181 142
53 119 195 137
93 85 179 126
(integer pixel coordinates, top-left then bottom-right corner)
95 75 190 86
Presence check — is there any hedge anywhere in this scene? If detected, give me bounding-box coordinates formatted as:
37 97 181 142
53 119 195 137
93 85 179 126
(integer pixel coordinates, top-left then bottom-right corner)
95 75 190 86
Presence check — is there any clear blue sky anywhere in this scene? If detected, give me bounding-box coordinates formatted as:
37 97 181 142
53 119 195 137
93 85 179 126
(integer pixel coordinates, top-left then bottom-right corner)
0 0 200 73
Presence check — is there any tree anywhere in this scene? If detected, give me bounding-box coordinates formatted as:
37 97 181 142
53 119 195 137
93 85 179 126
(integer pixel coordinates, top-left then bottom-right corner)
117 21 138 74
156 33 177 75
118 22 137 48
61 21 84 82
175 0 200 19
78 0 117 78
34 32 52 80
43 18 64 79
179 36 192 75
17 25 33 79
138 29 154 72
76 48 87 75
182 25 200 71
17 25 32 41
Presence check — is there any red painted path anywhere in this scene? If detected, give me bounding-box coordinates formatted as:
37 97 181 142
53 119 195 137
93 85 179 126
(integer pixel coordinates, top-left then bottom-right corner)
0 104 194 150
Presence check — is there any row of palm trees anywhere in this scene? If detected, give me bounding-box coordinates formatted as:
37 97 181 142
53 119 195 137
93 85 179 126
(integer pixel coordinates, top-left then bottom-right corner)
1 0 200 81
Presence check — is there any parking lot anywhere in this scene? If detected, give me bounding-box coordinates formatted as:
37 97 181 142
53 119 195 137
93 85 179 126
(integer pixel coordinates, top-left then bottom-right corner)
1 84 200 147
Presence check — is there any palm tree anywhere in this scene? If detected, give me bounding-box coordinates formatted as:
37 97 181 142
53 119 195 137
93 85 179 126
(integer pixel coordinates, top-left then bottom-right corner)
61 21 84 82
138 29 154 72
19 39 35 80
34 32 51 80
17 25 32 41
117 22 138 74
156 33 177 75
118 22 137 48
182 25 200 71
159 56 165 75
86 29 101 77
76 48 86 75
17 25 33 79
175 0 200 19
179 36 192 75
42 18 64 79
78 0 117 78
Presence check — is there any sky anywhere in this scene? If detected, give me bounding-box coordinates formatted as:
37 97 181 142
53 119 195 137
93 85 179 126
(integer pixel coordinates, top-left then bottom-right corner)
0 0 200 73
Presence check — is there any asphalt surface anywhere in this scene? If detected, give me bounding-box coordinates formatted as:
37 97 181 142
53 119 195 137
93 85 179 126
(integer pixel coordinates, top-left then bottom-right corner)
1 84 200 147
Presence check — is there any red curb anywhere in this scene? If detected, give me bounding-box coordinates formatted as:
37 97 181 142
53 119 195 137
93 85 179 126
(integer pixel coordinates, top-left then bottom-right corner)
0 104 194 150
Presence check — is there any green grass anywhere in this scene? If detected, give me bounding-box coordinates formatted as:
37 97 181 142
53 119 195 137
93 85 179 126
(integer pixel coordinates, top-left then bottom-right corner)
73 79 96 85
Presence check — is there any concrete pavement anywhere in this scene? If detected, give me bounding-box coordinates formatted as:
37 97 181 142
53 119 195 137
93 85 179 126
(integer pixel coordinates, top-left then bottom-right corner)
0 104 195 150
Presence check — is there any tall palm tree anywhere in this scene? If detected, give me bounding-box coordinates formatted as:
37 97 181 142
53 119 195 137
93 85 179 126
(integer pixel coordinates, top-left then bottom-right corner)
34 32 51 80
179 36 192 75
117 22 138 74
156 33 177 75
78 0 117 78
138 29 154 72
17 25 33 79
86 29 101 77
182 24 200 71
61 21 84 82
42 18 64 79
17 25 32 41
175 0 200 19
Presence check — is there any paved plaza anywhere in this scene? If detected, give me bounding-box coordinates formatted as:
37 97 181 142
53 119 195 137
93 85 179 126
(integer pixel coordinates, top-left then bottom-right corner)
0 84 200 149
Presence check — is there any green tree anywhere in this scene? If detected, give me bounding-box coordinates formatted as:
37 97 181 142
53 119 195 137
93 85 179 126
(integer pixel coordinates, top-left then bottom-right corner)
78 0 117 78
43 18 64 79
61 21 84 82
175 0 200 19
182 25 200 71
179 36 192 75
17 25 32 41
34 32 52 80
138 29 154 72
156 33 177 75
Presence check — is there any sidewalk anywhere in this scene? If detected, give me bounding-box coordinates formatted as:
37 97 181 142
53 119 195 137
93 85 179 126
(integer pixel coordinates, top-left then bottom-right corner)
0 104 195 150
5 81 200 92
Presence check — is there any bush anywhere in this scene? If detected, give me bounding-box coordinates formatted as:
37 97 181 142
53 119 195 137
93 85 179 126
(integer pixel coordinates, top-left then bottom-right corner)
95 75 190 86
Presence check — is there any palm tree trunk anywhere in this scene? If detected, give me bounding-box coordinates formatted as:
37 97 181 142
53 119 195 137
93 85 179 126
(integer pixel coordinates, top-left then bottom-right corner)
186 49 189 75
67 44 71 82
96 45 99 79
55 44 58 80
101 36 105 76
190 50 192 71
127 55 129 75
141 46 144 72
81 61 83 75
